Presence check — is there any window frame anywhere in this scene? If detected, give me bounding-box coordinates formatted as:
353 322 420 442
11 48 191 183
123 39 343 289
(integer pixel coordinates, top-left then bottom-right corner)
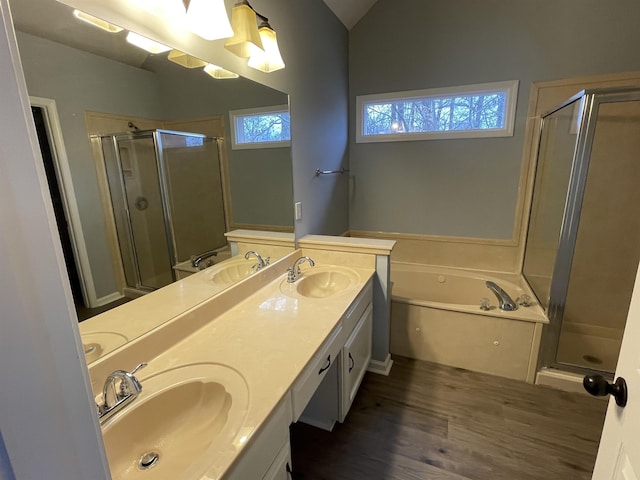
356 80 519 143
229 104 291 150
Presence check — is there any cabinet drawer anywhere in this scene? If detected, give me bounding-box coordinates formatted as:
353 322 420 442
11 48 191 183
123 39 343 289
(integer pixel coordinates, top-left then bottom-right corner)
341 303 373 422
291 324 343 422
342 280 372 336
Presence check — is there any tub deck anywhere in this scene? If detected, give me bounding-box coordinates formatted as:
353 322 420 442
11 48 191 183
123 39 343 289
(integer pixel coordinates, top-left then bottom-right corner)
390 263 548 382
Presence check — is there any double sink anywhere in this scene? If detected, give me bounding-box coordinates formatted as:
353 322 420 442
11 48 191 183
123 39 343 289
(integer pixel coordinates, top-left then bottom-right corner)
92 255 365 479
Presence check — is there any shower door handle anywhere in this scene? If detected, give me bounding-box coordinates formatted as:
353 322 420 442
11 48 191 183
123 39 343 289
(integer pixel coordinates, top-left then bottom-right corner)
583 375 628 407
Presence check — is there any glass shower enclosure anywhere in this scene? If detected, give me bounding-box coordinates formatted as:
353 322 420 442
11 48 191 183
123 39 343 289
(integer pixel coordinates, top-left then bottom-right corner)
523 87 640 375
101 130 227 292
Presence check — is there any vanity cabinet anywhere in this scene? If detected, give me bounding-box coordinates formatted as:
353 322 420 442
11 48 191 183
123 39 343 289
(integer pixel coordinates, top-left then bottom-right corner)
262 441 293 480
297 280 373 430
340 303 373 422
291 324 344 422
225 397 291 480
226 279 373 479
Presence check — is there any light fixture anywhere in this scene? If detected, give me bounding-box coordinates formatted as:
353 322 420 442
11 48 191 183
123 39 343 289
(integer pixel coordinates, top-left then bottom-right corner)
224 1 263 58
204 64 239 79
185 0 233 40
128 0 185 17
247 21 284 72
126 32 172 54
167 49 208 68
72 10 123 33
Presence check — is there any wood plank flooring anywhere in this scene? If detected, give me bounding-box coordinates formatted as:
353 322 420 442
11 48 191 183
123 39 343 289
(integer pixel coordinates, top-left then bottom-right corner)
290 356 608 480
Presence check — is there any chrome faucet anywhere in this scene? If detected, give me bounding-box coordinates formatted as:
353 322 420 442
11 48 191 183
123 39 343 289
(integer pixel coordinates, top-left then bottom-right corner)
191 249 218 269
287 256 315 283
96 362 147 425
245 250 270 271
485 281 517 311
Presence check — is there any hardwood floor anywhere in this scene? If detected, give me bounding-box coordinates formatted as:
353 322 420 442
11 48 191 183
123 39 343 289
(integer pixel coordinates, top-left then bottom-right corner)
290 356 608 480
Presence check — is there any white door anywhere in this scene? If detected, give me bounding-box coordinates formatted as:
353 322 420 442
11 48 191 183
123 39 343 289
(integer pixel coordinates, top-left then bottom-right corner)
591 263 640 479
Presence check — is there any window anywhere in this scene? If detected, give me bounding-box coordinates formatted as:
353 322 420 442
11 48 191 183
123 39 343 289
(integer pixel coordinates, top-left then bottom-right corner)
356 80 518 143
229 104 291 149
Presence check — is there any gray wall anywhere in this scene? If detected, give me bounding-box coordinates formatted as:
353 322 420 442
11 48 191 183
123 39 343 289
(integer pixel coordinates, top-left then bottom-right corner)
17 0 349 298
17 31 164 297
349 0 640 239
151 60 294 228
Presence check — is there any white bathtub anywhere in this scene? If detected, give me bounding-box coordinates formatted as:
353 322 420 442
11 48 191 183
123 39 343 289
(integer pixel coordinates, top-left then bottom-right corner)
390 263 548 381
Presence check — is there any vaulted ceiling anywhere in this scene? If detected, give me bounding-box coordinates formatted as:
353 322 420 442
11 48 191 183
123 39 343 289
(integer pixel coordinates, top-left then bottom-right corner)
322 0 378 29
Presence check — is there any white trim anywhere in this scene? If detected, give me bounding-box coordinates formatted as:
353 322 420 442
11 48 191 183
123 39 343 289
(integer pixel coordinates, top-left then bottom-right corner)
356 80 519 143
229 104 291 150
95 290 124 307
367 355 394 376
29 96 101 308
535 367 589 394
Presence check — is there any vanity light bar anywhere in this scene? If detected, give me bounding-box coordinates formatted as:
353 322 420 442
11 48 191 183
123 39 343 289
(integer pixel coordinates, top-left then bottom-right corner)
204 64 239 79
72 10 123 33
167 50 208 68
126 32 172 54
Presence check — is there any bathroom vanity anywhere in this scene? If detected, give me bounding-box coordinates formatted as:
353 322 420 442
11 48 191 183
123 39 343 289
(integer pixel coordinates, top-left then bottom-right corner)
82 235 394 479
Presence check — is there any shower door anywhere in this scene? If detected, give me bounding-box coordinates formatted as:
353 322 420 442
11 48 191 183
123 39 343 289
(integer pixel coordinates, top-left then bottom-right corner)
102 130 227 293
524 88 640 374
103 133 174 291
156 131 226 263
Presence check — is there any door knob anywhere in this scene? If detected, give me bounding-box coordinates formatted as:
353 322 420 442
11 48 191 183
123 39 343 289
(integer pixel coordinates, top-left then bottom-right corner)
583 375 627 407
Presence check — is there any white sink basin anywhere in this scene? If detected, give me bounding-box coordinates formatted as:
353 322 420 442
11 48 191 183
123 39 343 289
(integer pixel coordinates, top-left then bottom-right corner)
81 332 128 363
281 266 360 298
205 259 254 285
102 363 249 479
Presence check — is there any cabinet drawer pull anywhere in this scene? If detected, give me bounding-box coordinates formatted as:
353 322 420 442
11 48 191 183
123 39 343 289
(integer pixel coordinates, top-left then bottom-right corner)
349 352 355 373
318 355 331 375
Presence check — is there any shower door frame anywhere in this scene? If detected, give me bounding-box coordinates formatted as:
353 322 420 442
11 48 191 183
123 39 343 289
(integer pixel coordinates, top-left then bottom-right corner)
532 87 640 375
106 129 219 292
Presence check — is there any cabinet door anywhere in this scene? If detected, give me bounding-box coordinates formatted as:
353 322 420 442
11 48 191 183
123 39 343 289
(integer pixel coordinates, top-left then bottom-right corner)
262 441 293 480
340 303 373 422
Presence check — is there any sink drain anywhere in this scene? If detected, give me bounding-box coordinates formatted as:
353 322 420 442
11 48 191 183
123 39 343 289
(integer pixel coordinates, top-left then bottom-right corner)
138 452 160 470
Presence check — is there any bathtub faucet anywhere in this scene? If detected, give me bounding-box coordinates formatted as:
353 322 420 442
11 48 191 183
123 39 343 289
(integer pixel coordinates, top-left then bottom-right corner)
485 281 518 311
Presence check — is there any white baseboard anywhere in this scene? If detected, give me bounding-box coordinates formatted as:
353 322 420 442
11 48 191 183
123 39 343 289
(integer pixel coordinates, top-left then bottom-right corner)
367 354 394 376
535 367 591 395
94 291 124 307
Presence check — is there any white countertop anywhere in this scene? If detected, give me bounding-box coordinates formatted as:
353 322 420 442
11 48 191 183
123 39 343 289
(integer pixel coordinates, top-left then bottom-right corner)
93 251 375 479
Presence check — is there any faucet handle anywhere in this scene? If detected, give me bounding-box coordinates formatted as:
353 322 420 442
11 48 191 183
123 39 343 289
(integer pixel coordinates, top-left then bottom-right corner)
516 294 531 307
287 267 296 283
131 362 147 375
118 362 147 397
480 297 492 311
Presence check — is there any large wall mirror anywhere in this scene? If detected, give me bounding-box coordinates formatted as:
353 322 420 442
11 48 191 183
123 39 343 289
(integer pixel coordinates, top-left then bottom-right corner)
10 0 293 359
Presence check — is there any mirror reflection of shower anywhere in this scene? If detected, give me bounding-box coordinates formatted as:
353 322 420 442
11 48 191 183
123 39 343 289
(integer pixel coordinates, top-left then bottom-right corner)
523 88 640 374
100 129 227 295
